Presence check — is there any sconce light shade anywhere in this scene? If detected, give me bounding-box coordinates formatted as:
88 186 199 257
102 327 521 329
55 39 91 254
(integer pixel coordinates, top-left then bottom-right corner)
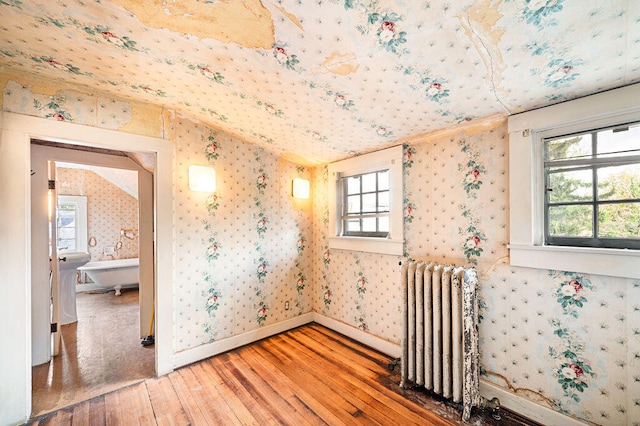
189 165 216 192
292 178 310 199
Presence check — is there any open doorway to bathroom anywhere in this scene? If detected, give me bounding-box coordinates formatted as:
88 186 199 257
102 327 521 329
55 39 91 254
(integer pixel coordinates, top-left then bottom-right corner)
30 141 155 417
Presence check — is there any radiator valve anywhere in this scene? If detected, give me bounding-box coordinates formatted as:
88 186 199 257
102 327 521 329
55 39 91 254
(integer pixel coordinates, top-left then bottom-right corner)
481 397 501 421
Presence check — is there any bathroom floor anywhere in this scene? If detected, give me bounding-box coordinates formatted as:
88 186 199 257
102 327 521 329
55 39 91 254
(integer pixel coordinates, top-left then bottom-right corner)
31 288 155 418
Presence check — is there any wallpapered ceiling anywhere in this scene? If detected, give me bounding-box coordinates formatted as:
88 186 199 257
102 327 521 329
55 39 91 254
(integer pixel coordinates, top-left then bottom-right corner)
1 0 639 164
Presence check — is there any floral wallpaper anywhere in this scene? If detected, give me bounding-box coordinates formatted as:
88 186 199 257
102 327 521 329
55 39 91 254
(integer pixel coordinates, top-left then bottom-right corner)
56 168 139 262
3 76 314 352
172 116 314 351
1 0 639 422
1 1 639 165
312 121 640 425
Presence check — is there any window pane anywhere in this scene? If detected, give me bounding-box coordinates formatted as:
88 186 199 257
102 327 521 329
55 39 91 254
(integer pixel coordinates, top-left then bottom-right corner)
597 124 640 158
346 176 360 195
598 164 640 201
362 217 377 232
58 239 76 251
362 193 376 213
546 134 592 162
598 202 640 238
58 227 76 239
548 205 593 237
378 170 389 191
347 195 360 214
345 219 360 233
548 169 593 202
378 191 389 211
362 172 376 192
378 216 389 232
58 209 76 227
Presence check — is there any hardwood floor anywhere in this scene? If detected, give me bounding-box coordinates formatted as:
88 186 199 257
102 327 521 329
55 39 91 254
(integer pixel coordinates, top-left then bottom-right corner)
31 289 154 417
28 324 530 425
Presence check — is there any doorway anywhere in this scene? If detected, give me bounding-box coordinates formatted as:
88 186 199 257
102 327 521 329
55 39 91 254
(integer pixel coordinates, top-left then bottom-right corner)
0 111 173 424
30 143 155 416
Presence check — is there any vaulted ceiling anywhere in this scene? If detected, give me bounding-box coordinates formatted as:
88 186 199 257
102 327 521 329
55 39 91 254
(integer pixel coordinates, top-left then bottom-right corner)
1 1 639 165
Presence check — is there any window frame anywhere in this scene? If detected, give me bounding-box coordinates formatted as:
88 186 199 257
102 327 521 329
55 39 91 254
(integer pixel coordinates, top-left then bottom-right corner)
542 124 640 250
508 83 640 279
341 169 390 238
328 145 404 255
56 195 88 253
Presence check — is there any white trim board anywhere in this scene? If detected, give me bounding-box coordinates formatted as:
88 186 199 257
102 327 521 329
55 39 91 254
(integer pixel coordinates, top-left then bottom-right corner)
480 380 589 426
312 314 402 358
172 313 315 369
172 312 402 369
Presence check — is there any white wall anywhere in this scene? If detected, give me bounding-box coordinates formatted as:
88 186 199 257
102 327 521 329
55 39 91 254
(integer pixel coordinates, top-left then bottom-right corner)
0 114 32 425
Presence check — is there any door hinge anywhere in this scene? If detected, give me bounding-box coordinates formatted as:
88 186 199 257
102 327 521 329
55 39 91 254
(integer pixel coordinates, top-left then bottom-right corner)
51 323 58 333
48 180 55 190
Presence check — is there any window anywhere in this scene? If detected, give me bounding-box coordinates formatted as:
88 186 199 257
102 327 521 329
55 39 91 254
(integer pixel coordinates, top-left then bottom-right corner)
328 145 403 255
56 195 88 252
342 170 390 237
508 83 640 279
544 124 640 249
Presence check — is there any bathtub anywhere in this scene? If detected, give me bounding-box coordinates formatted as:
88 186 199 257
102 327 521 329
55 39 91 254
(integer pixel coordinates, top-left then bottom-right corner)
78 258 139 296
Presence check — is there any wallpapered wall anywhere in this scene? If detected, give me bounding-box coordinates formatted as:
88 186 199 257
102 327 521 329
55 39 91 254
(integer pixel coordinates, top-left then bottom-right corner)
2 76 314 353
57 168 139 261
4 73 640 425
172 116 313 351
312 121 640 425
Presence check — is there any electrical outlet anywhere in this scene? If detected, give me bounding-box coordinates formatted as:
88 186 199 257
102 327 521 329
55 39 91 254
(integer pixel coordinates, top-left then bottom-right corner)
284 301 290 310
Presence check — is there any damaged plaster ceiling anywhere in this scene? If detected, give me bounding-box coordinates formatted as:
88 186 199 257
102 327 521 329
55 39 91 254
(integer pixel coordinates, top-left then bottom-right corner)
1 0 639 165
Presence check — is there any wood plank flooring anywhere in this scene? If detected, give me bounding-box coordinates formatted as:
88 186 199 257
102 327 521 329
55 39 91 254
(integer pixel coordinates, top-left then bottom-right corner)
31 289 155 417
28 324 526 426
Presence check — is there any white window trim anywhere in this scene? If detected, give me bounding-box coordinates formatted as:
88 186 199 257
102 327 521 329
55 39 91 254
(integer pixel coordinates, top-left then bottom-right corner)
508 83 640 279
328 145 404 255
57 195 88 253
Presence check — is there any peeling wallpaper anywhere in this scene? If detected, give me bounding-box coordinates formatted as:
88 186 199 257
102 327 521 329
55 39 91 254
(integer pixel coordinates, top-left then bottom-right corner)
1 1 639 164
3 33 640 425
0 69 164 138
312 122 640 425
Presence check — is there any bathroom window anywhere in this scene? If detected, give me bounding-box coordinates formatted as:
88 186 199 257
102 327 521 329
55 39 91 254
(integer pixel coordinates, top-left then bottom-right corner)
56 195 88 252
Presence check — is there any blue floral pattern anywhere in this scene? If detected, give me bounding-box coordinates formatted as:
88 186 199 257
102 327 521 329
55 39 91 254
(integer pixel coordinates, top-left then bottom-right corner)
548 271 596 404
458 139 486 198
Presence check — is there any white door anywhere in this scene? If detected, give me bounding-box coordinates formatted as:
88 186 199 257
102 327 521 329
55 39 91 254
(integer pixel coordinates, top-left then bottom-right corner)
30 147 58 365
49 161 62 357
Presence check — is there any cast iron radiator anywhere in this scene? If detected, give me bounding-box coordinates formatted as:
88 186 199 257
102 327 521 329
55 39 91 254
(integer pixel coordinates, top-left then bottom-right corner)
400 261 481 422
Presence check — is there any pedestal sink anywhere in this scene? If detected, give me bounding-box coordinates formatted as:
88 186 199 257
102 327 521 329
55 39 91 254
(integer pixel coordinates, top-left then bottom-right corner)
58 251 91 325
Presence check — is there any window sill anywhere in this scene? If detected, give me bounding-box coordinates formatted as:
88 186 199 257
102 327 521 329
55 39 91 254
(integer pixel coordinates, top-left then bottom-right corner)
509 244 640 279
329 236 404 256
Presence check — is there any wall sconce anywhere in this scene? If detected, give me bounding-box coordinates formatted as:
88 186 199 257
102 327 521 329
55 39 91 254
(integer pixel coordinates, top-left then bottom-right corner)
292 178 310 199
189 165 216 192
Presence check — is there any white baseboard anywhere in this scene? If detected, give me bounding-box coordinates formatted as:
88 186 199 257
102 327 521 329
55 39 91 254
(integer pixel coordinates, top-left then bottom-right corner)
312 313 401 358
171 312 402 369
172 313 314 369
480 380 589 426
